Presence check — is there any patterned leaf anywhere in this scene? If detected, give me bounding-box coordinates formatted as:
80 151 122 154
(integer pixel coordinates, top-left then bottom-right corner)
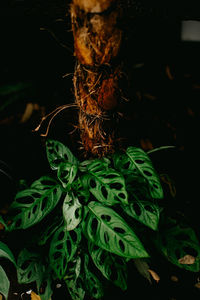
37 217 63 246
46 140 78 170
0 265 10 300
66 275 85 300
7 177 62 231
83 254 104 299
123 199 160 230
155 223 200 272
113 147 163 199
63 193 82 231
64 257 85 300
0 241 16 266
49 225 81 279
82 159 128 206
57 162 78 189
82 202 149 259
89 242 127 290
17 249 44 284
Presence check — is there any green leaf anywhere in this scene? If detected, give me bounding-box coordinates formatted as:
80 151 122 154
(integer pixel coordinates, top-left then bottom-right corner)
64 257 85 300
46 140 78 171
37 217 63 246
113 147 163 199
83 254 104 299
0 241 16 266
82 202 149 259
7 177 63 230
17 249 44 284
82 159 128 206
64 256 81 281
0 265 10 300
133 258 151 283
155 224 200 272
123 199 160 230
38 275 53 300
65 275 85 300
57 162 78 189
89 242 127 290
63 193 82 231
49 225 81 279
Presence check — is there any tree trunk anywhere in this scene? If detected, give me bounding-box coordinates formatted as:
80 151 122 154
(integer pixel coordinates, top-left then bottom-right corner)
70 0 126 157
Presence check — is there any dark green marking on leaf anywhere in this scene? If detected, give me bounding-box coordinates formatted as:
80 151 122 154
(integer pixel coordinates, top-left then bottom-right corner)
82 202 149 259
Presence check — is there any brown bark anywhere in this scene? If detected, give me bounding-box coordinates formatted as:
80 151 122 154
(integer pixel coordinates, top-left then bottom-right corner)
71 0 124 157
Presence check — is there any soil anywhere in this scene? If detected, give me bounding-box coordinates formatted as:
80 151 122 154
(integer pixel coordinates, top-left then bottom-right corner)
1 6 200 300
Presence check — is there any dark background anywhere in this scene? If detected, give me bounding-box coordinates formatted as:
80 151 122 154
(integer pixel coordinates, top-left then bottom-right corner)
1 1 200 299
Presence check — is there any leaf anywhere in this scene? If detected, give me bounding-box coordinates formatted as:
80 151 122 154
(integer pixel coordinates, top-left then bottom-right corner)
64 256 81 281
17 249 44 284
113 148 163 199
0 241 16 266
89 242 127 290
31 291 41 300
82 202 149 259
0 266 10 300
37 217 63 246
7 177 63 230
155 223 200 272
65 275 85 300
57 162 78 189
133 258 151 283
83 254 104 299
123 199 160 230
178 255 196 265
49 225 81 279
46 140 78 171
64 257 85 300
63 193 82 231
38 276 53 300
82 159 128 206
148 269 160 283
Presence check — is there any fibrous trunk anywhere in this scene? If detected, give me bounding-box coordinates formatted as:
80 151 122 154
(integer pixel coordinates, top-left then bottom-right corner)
70 0 126 157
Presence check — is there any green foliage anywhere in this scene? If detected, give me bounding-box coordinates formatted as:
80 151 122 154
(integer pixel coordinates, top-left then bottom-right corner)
154 219 200 272
1 139 199 300
0 266 10 300
0 242 16 300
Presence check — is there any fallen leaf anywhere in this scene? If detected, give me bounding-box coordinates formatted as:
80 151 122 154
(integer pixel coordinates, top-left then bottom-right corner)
20 103 39 123
166 65 174 80
31 291 41 300
178 255 196 265
148 269 160 283
171 275 179 282
194 282 200 289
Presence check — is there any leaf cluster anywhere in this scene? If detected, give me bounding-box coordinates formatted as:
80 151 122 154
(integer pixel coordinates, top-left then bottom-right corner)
0 140 200 300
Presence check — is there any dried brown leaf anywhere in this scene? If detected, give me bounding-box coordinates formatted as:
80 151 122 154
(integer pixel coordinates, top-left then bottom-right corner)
178 255 196 265
148 269 160 283
31 291 41 300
